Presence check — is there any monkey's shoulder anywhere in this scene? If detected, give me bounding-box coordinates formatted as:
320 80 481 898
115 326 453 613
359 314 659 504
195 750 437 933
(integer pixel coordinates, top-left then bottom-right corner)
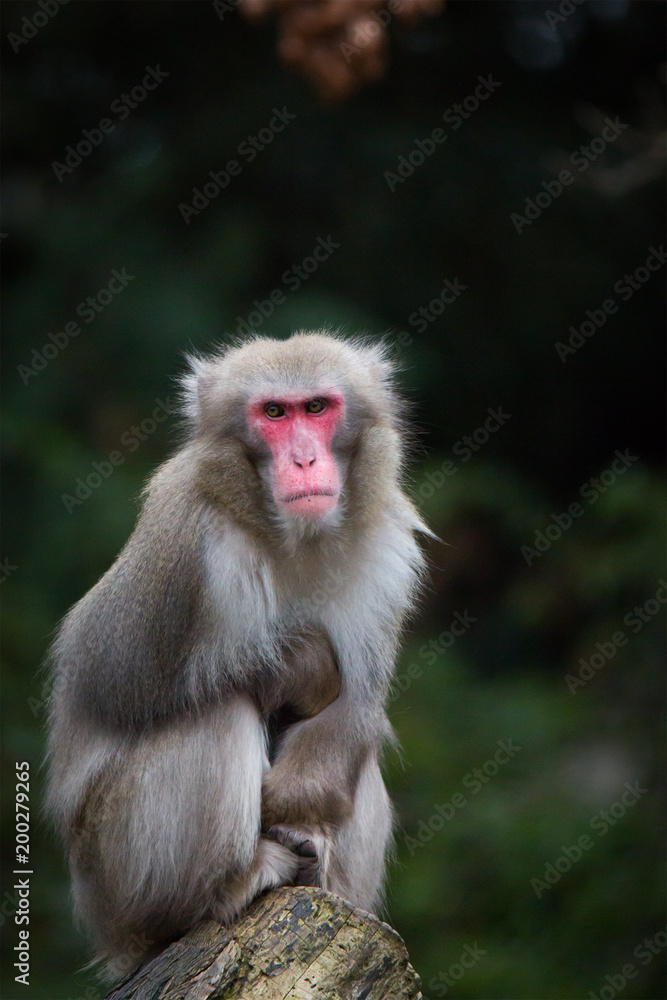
51 456 212 727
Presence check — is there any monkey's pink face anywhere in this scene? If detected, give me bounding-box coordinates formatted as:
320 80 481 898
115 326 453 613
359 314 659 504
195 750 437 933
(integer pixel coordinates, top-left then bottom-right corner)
248 392 345 520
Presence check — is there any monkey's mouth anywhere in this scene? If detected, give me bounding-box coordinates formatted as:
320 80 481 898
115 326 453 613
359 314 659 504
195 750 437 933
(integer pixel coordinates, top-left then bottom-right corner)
280 489 339 519
284 489 337 503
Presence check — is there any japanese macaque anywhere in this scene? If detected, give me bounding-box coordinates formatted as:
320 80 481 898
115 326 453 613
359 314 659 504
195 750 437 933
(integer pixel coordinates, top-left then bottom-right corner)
46 331 429 977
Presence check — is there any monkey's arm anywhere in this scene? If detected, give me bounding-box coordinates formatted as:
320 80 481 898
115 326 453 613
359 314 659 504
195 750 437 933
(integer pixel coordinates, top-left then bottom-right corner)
259 630 342 722
261 693 389 829
52 452 209 730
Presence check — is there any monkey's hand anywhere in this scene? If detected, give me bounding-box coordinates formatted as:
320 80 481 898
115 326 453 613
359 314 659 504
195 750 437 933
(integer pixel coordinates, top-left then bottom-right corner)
266 823 321 886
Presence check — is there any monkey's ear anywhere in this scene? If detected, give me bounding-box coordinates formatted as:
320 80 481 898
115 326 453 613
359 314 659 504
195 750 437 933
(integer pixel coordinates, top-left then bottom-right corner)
368 345 396 384
180 353 219 429
348 335 399 392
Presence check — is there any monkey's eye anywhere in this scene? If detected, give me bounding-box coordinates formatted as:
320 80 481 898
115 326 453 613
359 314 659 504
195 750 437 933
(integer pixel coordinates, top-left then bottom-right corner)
305 398 326 414
264 402 285 419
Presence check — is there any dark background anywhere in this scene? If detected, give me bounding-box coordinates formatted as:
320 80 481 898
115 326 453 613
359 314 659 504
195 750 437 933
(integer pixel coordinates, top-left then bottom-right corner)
1 1 665 998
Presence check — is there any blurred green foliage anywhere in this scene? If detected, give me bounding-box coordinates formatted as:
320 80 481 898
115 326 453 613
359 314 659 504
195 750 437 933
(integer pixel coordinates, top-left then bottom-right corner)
1 1 665 998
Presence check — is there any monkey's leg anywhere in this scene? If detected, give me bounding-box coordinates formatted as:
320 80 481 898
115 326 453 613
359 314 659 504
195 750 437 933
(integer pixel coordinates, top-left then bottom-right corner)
264 753 392 913
69 695 298 977
260 696 392 910
320 755 393 914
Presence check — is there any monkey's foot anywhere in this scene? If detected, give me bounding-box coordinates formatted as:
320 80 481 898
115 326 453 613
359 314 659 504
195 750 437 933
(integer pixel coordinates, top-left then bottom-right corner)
267 824 319 886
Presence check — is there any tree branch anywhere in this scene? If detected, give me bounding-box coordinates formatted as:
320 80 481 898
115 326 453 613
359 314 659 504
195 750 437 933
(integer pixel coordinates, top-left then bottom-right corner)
104 886 422 999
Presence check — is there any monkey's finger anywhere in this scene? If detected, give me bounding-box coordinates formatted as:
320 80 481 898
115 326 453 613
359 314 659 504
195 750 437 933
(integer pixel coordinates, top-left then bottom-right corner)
296 838 317 857
267 823 318 857
295 854 318 886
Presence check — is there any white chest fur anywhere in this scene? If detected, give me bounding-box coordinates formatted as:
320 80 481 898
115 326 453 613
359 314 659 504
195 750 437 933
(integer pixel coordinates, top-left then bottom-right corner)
203 513 423 696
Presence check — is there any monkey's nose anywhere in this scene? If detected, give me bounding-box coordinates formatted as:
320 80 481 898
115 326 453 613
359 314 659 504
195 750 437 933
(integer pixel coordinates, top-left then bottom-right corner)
293 456 316 468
